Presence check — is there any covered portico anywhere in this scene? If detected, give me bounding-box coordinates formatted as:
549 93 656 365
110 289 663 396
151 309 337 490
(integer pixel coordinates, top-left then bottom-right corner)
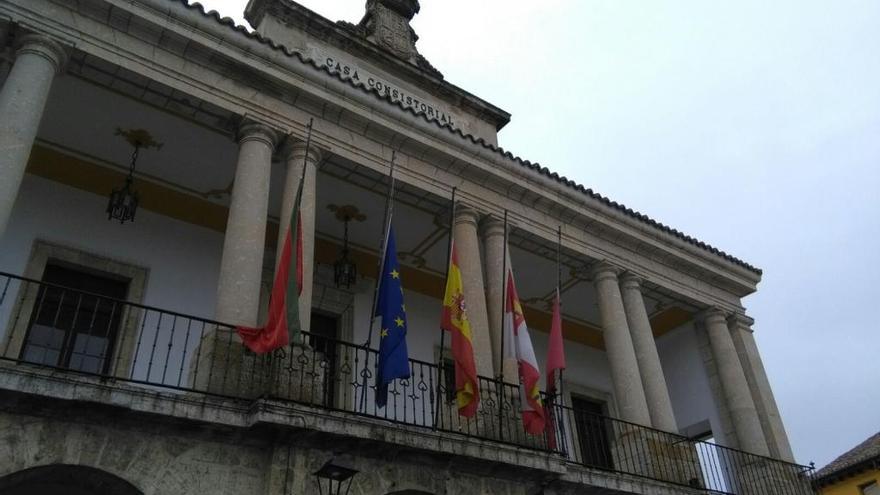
0 0 804 493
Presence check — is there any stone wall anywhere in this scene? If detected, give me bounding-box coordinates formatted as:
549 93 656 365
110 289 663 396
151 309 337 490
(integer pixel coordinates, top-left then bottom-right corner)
0 364 726 495
0 404 538 495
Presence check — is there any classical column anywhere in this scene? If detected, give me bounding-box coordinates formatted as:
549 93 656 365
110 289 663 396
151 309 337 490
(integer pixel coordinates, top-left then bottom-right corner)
215 120 278 326
619 272 679 432
702 308 769 456
479 214 515 379
276 138 321 338
0 34 67 236
729 313 795 462
453 204 494 377
591 262 651 426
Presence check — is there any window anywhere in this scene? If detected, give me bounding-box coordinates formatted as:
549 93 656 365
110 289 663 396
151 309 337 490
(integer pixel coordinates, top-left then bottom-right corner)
571 395 614 469
20 263 129 374
862 481 880 495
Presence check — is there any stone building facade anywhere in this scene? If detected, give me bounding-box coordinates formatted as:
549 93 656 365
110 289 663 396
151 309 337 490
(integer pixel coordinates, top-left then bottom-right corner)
0 0 812 493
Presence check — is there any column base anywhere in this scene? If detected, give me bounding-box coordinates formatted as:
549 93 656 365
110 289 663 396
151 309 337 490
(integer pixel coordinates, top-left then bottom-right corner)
732 457 813 495
434 383 551 450
189 328 326 404
611 427 703 488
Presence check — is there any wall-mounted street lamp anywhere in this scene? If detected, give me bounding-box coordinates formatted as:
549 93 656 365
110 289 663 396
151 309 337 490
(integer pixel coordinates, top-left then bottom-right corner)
107 128 162 224
313 458 358 495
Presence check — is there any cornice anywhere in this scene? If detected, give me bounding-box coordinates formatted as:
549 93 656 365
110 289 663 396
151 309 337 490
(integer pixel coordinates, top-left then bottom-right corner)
2 0 760 307
171 0 761 278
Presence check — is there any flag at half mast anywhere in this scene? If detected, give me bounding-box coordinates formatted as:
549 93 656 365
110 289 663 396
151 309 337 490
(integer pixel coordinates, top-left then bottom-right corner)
546 288 566 394
236 175 304 353
441 242 479 417
544 287 566 448
503 264 546 435
375 224 411 408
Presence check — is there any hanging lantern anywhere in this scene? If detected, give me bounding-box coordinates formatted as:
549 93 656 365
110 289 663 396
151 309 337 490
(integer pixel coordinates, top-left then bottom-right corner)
333 244 357 288
108 128 162 224
106 149 140 224
330 205 365 288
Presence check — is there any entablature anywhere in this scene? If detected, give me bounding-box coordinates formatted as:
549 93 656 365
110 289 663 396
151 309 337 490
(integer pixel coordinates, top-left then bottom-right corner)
0 0 759 312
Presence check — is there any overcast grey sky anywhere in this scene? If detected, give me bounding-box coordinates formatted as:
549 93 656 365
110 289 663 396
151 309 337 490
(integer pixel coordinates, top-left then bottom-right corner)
200 0 880 468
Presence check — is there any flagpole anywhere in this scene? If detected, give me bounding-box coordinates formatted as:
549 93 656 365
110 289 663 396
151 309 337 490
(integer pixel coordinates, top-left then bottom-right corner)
273 117 314 355
300 118 314 185
294 119 314 346
363 152 396 349
556 225 563 402
497 209 508 441
433 187 456 430
555 224 567 455
359 151 396 412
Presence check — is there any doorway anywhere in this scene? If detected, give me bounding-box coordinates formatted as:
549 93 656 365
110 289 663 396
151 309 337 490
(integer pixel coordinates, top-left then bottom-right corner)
571 395 614 470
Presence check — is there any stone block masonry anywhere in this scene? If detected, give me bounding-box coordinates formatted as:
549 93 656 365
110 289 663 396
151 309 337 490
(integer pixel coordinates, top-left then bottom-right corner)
0 363 726 495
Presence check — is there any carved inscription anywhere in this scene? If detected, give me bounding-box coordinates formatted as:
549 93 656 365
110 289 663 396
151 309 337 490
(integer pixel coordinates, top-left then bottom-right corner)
321 55 457 129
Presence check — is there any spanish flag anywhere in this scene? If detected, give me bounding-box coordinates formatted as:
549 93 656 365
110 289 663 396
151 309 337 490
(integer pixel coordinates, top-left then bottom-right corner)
441 242 479 417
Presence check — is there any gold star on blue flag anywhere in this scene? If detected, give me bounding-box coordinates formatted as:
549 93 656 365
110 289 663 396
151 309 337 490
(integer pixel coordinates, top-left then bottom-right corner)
375 224 410 408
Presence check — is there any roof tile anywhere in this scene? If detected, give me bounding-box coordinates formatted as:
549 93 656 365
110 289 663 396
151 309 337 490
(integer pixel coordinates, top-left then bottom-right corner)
815 431 880 482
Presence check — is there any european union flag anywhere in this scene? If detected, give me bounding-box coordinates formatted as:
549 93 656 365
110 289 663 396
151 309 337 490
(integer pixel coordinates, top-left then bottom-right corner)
375 224 410 408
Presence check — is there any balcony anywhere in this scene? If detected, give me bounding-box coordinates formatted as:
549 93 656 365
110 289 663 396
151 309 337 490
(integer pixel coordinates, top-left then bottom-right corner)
0 270 814 494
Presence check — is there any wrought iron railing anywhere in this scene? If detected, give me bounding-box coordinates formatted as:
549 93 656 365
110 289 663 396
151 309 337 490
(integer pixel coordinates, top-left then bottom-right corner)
0 271 814 494
546 401 814 494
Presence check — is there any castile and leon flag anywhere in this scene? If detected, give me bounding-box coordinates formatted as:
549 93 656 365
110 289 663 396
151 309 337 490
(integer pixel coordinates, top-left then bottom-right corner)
503 265 546 435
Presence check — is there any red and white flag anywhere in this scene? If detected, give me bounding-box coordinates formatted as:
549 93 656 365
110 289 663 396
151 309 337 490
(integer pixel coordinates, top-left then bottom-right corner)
503 264 546 435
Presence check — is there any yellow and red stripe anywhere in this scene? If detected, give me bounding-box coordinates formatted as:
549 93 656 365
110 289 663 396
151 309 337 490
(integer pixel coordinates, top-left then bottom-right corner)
441 243 479 417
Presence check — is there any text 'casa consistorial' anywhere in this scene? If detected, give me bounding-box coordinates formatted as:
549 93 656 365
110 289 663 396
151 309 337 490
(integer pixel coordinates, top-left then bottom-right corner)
321 56 457 129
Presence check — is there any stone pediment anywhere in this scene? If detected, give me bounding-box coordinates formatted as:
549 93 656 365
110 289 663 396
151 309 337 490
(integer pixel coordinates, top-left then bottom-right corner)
246 0 441 79
244 0 510 144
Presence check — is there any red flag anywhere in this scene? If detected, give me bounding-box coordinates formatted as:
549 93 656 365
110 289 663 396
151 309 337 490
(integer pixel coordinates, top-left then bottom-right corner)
544 288 566 448
236 185 304 354
546 289 566 393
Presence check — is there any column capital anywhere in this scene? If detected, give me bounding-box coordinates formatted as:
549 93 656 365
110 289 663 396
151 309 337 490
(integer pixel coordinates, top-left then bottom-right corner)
589 260 620 284
15 34 68 74
280 135 323 165
237 119 280 149
478 213 505 238
697 306 729 325
618 270 644 291
453 202 482 229
727 312 755 330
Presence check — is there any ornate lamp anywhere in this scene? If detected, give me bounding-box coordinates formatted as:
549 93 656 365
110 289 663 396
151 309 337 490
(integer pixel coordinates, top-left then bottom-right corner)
107 128 162 224
313 458 358 495
329 205 365 288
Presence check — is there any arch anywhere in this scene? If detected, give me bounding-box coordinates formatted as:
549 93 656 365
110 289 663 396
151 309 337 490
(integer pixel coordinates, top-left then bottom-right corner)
0 464 143 495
